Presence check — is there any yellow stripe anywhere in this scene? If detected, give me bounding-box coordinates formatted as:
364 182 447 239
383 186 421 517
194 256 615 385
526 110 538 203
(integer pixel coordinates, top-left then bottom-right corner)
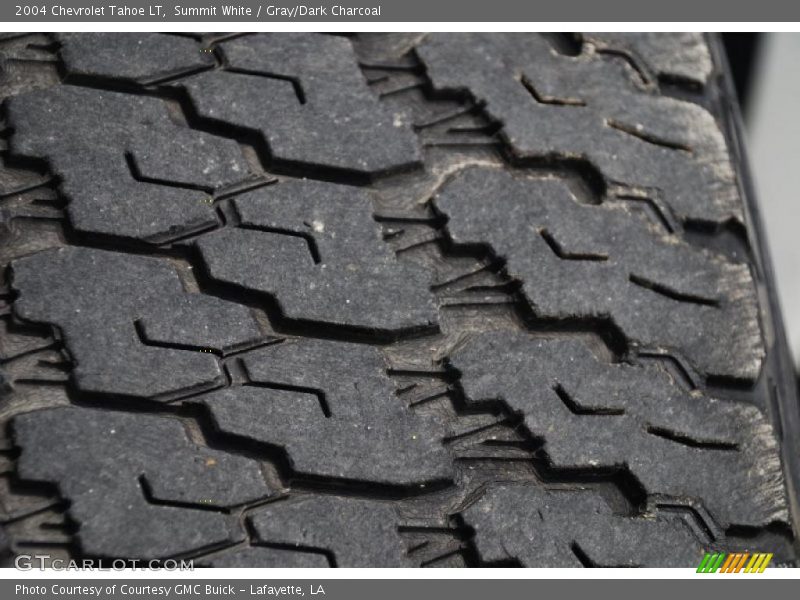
744 554 759 572
748 554 766 573
758 554 773 573
734 553 750 572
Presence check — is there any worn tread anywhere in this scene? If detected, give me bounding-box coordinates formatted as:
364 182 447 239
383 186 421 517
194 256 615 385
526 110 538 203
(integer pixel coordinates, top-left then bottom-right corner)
0 32 796 568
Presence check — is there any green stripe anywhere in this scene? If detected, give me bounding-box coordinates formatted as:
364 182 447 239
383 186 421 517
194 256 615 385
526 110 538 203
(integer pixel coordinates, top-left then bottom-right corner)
698 553 726 573
700 553 717 573
711 553 726 572
696 553 712 573
704 553 719 573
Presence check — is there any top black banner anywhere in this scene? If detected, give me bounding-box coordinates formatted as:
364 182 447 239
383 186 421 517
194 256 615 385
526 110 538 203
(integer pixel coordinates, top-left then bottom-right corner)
4 0 800 22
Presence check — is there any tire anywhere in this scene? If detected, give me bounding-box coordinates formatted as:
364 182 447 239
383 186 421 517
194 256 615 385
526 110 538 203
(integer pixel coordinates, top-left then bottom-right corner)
0 32 797 568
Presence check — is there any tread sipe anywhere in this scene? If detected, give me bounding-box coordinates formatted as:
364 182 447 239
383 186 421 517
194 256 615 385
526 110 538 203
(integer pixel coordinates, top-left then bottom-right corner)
0 32 798 568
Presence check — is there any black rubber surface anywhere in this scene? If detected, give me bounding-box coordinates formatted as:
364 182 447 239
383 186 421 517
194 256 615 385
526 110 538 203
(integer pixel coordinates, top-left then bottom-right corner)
0 32 798 568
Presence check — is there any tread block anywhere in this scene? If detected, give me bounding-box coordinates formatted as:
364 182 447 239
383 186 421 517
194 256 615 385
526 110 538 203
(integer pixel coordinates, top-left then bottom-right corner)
450 332 788 528
417 33 739 224
581 32 713 86
248 495 413 567
11 247 262 399
6 86 249 242
138 295 263 355
202 338 453 485
59 33 214 83
180 33 421 176
195 179 438 333
13 406 271 559
461 484 703 567
436 168 763 381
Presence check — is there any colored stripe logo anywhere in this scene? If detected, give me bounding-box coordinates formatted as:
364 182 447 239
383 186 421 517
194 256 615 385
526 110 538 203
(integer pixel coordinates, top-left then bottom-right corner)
697 552 773 573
